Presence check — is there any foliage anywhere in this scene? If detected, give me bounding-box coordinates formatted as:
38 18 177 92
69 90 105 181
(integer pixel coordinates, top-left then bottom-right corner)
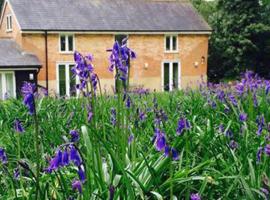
192 0 270 82
1 71 270 199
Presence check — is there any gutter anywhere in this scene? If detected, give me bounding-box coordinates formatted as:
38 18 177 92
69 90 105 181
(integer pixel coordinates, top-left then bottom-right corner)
44 30 48 90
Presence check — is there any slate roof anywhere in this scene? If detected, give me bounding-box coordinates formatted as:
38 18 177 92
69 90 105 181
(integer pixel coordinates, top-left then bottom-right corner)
0 39 41 68
8 0 211 32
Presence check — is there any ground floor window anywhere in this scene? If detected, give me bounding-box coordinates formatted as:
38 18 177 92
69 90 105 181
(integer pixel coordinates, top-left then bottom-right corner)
162 62 180 91
0 71 16 99
57 64 77 96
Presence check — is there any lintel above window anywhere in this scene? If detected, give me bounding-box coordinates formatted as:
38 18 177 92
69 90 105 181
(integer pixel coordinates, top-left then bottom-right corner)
165 35 178 53
59 34 74 53
6 14 12 32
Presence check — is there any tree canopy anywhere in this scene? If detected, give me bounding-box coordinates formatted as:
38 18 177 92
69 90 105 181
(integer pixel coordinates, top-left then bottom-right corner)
193 0 270 82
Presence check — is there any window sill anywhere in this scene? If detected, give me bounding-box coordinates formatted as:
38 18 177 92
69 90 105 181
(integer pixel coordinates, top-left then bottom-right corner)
6 30 13 33
59 51 74 55
164 51 179 54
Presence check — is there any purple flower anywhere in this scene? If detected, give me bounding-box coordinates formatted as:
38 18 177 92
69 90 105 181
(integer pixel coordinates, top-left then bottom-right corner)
128 134 134 145
70 130 79 143
14 119 24 133
78 166 86 183
0 148 8 164
109 185 115 200
139 111 146 121
171 148 179 161
256 115 265 136
70 146 82 166
260 188 269 197
154 129 166 151
62 149 70 166
257 147 263 163
228 94 238 107
218 124 225 133
14 168 20 180
107 37 136 86
21 82 36 115
229 140 238 150
176 118 191 135
264 144 270 156
46 150 63 172
239 113 247 122
110 108 117 126
126 96 131 108
72 180 82 194
164 146 171 157
253 94 258 107
190 193 201 200
225 129 233 138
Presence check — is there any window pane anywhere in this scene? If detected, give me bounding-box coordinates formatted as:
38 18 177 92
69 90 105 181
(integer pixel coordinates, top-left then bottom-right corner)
163 63 170 91
6 16 9 30
10 16 12 29
172 36 177 51
6 73 14 98
68 35 73 51
0 74 2 99
69 65 76 96
166 36 170 51
59 65 66 96
60 36 66 52
173 63 178 89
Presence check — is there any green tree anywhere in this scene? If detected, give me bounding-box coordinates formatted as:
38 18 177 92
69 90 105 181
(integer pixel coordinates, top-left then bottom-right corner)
207 0 270 81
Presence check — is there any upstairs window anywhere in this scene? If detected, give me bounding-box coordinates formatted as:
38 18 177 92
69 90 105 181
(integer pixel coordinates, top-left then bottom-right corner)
165 35 178 52
6 15 12 32
60 34 74 53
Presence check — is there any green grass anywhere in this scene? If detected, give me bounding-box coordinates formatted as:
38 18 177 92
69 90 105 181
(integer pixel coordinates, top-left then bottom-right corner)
0 86 269 199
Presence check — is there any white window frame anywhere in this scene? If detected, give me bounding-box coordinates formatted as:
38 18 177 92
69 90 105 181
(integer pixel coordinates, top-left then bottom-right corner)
59 34 75 53
161 61 181 91
0 71 16 99
6 14 12 32
56 63 79 97
164 35 178 53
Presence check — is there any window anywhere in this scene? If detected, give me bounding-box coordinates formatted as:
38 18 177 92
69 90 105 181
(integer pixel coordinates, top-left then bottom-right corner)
6 15 12 32
0 72 16 99
60 34 74 53
165 35 178 52
162 62 180 91
57 64 77 96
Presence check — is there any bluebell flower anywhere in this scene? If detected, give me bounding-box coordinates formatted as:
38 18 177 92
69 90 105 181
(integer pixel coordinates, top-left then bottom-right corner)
225 129 233 138
229 140 238 150
72 180 82 194
176 117 191 135
107 37 136 85
47 150 63 172
154 129 166 151
239 113 247 122
110 108 117 126
164 146 171 157
253 93 258 107
21 82 36 115
70 146 82 166
78 166 86 183
14 119 24 133
109 185 115 200
228 94 238 107
190 193 201 200
218 124 225 133
264 144 270 156
62 149 70 166
14 167 20 180
128 134 134 145
126 96 131 108
70 130 79 143
256 115 265 136
139 111 146 121
256 147 263 163
171 148 179 161
0 148 8 164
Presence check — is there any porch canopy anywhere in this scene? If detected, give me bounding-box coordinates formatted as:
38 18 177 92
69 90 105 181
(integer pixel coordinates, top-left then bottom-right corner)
0 39 41 99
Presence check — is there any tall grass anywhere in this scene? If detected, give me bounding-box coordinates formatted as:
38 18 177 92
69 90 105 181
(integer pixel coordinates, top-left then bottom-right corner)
0 71 270 199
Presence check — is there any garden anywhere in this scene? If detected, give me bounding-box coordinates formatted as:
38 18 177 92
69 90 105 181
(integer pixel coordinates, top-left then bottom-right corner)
0 38 270 200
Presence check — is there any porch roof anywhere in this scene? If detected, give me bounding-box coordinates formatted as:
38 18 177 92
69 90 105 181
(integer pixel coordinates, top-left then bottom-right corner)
0 39 41 68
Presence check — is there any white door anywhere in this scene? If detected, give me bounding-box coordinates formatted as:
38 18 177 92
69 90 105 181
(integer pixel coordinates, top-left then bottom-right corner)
0 71 16 99
162 62 180 91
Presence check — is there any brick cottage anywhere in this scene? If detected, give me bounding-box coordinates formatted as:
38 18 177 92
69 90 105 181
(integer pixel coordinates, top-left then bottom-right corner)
0 0 211 98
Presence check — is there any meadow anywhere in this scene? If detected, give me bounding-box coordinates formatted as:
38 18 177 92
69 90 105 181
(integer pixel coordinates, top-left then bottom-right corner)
0 40 270 200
